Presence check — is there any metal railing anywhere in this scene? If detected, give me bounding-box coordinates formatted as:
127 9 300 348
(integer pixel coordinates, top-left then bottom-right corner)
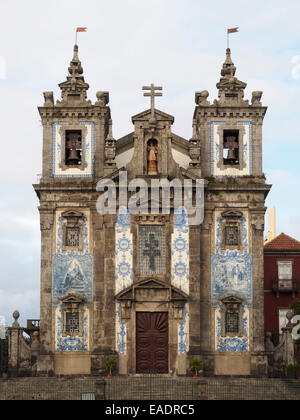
0 337 8 374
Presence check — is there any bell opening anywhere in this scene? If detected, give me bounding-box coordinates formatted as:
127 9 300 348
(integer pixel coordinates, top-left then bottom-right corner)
223 130 239 166
66 130 82 166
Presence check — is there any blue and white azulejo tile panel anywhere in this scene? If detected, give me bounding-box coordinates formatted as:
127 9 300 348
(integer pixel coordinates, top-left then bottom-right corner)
178 303 189 355
115 208 132 355
172 208 190 355
52 209 93 352
215 303 250 353
54 306 90 352
115 207 133 294
116 302 127 355
171 207 189 295
211 210 253 352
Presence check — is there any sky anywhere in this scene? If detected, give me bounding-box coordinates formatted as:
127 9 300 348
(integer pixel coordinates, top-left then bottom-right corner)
0 0 300 326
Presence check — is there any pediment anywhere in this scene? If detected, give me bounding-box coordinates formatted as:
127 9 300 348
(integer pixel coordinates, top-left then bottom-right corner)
62 210 84 219
132 108 174 123
116 278 188 302
97 167 126 183
59 79 89 90
221 210 243 219
221 295 243 305
217 78 247 90
61 293 86 304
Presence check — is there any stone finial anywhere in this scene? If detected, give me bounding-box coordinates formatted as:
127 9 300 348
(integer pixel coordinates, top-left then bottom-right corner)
195 91 210 106
252 91 263 106
12 310 20 328
43 91 54 107
104 119 117 170
221 48 237 78
57 44 90 106
95 91 109 107
216 48 248 106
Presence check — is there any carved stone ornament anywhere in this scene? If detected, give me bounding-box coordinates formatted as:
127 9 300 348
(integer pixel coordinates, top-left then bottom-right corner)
252 91 263 106
43 91 54 106
40 213 53 231
95 91 109 107
251 214 265 231
195 90 210 106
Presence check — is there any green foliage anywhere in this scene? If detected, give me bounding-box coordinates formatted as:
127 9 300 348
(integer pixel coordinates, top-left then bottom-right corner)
105 357 116 375
287 364 300 372
290 299 300 315
191 357 203 375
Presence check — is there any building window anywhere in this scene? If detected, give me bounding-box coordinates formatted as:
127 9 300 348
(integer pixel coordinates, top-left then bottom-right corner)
66 311 80 333
221 210 243 251
278 261 293 280
225 312 239 334
224 225 239 247
221 296 243 337
61 294 86 337
223 130 239 166
61 210 84 251
66 227 80 247
139 225 166 275
65 130 82 166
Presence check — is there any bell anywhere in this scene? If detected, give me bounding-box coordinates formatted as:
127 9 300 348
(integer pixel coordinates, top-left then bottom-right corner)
67 148 80 164
226 148 236 161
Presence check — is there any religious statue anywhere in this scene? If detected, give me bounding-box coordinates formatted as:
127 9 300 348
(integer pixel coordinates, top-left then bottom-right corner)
147 141 158 174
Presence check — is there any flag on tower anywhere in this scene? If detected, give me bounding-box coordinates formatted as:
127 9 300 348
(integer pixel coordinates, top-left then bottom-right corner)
76 27 87 32
227 27 239 34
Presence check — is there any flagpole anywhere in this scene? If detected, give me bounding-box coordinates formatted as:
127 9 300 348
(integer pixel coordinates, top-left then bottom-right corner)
75 29 77 46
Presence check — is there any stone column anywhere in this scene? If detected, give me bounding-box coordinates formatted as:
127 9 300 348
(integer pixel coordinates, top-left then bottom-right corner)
251 213 266 353
8 311 22 376
37 210 54 376
251 212 268 376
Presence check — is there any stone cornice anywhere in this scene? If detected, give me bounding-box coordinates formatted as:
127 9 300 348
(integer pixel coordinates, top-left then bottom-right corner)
193 105 267 120
206 181 271 197
38 105 111 121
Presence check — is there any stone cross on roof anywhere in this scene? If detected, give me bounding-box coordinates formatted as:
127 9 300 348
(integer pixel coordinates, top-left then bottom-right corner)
142 84 163 119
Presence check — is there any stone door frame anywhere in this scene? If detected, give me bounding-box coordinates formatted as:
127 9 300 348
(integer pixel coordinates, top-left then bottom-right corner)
115 278 188 375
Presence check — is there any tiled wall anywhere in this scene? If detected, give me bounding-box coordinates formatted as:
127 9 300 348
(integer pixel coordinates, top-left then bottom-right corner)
52 210 93 352
211 211 253 352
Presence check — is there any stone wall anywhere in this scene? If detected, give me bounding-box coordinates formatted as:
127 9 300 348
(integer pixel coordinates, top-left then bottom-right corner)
1 377 300 400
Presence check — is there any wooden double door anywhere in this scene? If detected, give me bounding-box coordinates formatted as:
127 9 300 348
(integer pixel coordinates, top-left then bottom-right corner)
136 312 169 374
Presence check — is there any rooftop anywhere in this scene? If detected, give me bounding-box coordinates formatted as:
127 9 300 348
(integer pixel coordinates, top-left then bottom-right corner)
264 233 300 251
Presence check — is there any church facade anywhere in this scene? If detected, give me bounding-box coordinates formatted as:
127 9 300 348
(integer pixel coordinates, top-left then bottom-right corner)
33 45 271 376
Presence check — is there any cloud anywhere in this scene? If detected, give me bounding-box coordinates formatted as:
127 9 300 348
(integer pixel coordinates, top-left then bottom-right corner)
0 289 40 328
266 170 300 240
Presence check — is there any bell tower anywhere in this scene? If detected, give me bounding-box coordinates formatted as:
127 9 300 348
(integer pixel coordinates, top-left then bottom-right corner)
195 49 271 376
34 45 112 375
